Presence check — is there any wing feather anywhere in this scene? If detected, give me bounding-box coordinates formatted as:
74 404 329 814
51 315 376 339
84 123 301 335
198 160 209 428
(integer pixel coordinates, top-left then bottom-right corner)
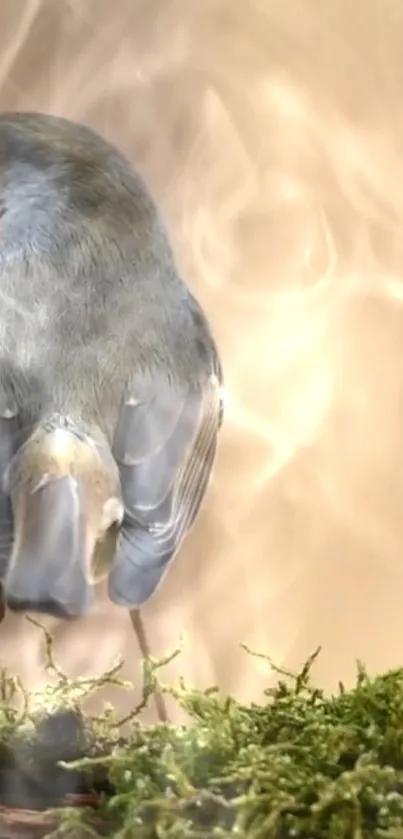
108 372 222 607
0 387 19 579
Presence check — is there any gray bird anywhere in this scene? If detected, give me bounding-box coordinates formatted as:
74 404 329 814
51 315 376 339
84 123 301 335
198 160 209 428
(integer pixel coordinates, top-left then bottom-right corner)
0 111 224 620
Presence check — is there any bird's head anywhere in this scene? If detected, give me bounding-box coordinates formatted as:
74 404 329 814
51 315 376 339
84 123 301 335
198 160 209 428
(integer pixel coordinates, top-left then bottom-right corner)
2 417 124 619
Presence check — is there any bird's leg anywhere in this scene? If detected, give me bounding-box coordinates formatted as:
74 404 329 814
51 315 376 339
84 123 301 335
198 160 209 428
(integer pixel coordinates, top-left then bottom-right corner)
129 608 169 723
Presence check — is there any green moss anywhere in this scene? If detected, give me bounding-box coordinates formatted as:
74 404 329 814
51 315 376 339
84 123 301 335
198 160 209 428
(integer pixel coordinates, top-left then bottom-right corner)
2 624 403 838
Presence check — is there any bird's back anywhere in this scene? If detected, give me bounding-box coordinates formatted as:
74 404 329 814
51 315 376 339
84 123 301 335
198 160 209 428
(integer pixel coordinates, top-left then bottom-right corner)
0 112 217 441
0 111 224 616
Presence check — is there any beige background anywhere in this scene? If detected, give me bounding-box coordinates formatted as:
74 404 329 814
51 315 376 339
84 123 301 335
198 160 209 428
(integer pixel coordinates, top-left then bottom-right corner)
0 0 403 722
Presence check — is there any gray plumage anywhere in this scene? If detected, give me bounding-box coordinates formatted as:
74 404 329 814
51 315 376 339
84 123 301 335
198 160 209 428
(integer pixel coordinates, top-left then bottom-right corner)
0 111 224 618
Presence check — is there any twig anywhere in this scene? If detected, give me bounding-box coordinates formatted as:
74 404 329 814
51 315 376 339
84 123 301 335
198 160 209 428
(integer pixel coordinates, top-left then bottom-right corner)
25 617 68 683
0 806 58 839
128 609 169 723
0 805 107 838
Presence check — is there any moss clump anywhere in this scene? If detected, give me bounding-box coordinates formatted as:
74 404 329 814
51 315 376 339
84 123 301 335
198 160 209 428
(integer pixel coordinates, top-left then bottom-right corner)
2 626 403 838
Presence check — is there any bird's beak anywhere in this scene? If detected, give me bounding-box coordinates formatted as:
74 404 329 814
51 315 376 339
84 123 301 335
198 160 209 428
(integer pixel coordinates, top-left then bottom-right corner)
4 474 94 620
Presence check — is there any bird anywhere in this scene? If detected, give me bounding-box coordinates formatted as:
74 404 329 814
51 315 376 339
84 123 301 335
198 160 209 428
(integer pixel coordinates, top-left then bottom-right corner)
0 111 224 620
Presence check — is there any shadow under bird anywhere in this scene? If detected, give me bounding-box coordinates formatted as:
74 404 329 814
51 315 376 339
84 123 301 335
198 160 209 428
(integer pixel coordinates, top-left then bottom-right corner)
0 111 224 620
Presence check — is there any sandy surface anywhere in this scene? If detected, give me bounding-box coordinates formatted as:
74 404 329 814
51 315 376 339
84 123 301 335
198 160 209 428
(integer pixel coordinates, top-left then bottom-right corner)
0 0 403 722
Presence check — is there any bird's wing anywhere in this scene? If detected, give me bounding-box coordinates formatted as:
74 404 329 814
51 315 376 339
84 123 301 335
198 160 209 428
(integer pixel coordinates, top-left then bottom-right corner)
108 369 223 607
0 387 19 579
